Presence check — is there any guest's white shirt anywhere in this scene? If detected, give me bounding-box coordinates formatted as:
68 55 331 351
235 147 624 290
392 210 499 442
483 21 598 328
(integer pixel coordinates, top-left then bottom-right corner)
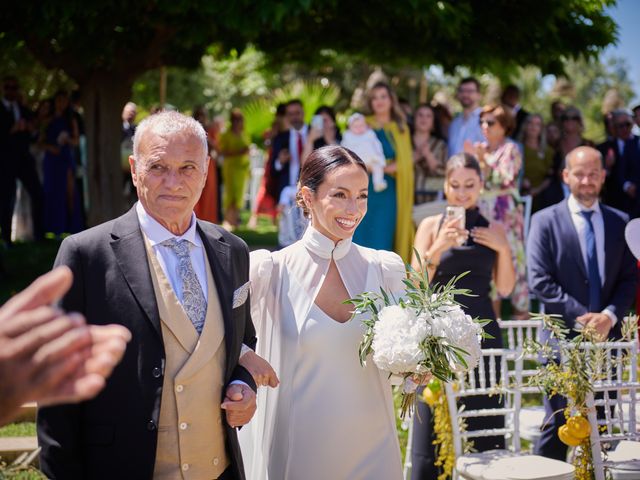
274 126 309 187
567 195 617 325
2 98 20 122
287 126 308 186
448 107 484 155
136 201 207 301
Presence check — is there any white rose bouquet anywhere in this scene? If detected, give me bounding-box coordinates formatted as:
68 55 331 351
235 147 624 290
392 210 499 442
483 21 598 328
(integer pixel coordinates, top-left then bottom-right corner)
347 257 487 417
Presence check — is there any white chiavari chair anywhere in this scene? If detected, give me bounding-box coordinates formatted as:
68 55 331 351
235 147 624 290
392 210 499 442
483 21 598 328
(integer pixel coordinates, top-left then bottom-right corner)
498 319 545 445
581 337 640 480
446 349 574 480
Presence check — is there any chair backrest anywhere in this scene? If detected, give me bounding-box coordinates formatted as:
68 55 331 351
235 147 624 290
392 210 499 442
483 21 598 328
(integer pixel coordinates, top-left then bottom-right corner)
497 319 543 357
498 319 543 394
445 348 523 458
580 339 639 480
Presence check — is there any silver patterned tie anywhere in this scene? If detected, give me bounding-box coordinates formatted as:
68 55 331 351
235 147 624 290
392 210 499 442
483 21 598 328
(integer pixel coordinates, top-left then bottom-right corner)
163 238 207 334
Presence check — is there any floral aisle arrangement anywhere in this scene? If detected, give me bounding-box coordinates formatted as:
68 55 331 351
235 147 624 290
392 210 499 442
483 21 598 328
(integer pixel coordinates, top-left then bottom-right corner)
347 259 486 418
524 314 637 480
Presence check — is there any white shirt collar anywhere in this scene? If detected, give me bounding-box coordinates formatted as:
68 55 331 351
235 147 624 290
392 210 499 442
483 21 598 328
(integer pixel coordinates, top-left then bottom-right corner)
568 194 601 215
292 125 308 136
135 201 201 247
302 225 352 260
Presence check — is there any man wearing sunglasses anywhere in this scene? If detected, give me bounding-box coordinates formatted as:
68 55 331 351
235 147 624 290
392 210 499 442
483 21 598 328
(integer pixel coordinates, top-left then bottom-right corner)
598 109 640 217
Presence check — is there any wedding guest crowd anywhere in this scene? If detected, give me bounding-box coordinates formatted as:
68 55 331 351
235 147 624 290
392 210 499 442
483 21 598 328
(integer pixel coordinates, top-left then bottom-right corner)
1 68 636 478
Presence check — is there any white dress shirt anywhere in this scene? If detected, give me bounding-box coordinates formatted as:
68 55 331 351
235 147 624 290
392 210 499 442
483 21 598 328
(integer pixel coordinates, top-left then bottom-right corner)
567 195 617 325
448 107 484 156
2 98 20 122
137 202 253 359
275 126 308 186
288 125 307 186
136 202 207 301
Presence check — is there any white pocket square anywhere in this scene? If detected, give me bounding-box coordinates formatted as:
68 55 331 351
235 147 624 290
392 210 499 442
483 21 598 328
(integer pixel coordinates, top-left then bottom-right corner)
232 281 250 308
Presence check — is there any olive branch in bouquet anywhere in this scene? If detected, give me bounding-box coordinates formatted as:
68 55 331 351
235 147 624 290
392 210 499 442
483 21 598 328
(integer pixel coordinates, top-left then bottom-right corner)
345 251 492 383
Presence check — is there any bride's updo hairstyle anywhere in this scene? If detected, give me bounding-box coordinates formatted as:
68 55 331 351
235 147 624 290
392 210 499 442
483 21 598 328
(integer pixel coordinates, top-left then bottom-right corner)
445 152 483 180
296 145 367 217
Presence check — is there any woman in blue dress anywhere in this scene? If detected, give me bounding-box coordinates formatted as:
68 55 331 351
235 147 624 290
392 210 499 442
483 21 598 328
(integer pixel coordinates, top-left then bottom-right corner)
42 90 83 236
353 82 414 262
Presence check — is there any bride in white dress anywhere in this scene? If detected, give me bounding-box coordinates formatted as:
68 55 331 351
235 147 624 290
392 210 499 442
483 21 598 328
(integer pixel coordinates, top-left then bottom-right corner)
239 145 405 480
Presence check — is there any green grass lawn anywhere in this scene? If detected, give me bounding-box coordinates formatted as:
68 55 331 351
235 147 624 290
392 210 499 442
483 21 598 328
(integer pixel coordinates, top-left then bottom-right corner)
0 423 42 479
0 210 278 304
0 240 62 304
0 423 36 438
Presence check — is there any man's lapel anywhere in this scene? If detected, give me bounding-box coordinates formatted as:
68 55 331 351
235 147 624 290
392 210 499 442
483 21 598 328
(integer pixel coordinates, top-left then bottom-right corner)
557 200 588 280
197 221 235 371
110 207 162 339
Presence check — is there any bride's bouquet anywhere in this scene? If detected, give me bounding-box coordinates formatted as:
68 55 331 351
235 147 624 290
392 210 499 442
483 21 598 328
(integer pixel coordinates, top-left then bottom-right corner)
347 255 487 418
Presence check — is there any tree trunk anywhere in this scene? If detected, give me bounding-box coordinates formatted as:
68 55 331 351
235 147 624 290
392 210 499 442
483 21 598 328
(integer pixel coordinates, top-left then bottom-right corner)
82 74 133 226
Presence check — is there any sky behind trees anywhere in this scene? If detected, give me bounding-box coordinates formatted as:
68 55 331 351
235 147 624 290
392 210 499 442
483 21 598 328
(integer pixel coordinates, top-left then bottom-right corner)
606 0 640 102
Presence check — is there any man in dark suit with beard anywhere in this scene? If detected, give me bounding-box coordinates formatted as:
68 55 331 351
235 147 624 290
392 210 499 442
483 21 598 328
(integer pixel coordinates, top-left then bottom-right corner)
38 111 258 479
527 146 636 461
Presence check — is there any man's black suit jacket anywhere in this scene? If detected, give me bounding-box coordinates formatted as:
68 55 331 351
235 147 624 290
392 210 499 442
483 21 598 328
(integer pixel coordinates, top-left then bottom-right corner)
265 130 293 202
527 199 636 343
598 135 640 215
0 102 33 173
37 207 257 480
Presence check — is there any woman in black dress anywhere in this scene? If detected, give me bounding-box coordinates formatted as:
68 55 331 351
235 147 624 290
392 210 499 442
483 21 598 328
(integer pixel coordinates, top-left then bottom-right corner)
410 153 516 479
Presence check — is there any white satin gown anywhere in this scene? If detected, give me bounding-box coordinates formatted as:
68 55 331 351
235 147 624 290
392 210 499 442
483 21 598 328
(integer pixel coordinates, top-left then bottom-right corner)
239 226 405 480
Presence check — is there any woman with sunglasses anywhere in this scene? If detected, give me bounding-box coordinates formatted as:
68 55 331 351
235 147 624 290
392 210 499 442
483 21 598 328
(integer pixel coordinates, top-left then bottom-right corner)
466 104 527 318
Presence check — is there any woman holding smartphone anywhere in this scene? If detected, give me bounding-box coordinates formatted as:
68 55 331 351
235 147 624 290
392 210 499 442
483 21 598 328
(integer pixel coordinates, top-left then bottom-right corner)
301 105 341 163
409 153 515 479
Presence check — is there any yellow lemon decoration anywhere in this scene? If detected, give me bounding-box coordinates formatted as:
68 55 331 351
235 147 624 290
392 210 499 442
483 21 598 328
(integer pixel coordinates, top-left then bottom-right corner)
422 386 442 406
559 425 582 447
566 416 591 439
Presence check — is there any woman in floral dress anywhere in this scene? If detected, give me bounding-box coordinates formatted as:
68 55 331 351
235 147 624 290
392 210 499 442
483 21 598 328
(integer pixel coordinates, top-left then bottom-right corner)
468 104 528 317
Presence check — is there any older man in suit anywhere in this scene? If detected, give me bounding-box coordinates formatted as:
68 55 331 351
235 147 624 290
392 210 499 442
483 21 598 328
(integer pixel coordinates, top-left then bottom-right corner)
527 146 637 460
38 111 258 479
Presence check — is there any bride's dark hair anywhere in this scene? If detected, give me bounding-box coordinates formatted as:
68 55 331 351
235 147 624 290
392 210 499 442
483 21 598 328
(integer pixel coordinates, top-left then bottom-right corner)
296 145 367 217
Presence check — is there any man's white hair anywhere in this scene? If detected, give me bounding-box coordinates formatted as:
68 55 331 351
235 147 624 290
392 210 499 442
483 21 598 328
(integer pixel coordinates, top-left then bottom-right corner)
132 110 208 165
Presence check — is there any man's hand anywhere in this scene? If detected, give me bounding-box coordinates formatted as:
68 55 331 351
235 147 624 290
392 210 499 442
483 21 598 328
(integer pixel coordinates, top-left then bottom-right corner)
221 384 256 428
239 350 279 388
576 312 612 341
37 324 131 407
0 267 131 426
277 148 291 165
625 183 637 199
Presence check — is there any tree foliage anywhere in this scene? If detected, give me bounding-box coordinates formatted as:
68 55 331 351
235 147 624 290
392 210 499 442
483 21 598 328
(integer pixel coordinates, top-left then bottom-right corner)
0 0 619 224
